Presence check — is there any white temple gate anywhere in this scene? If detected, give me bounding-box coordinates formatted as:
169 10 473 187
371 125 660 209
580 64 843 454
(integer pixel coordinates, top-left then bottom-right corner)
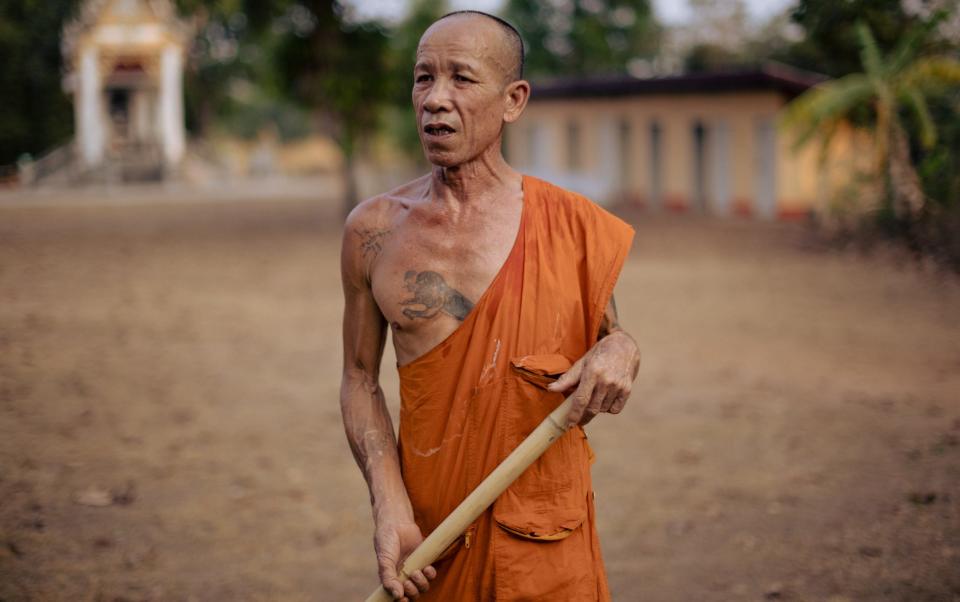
62 0 190 178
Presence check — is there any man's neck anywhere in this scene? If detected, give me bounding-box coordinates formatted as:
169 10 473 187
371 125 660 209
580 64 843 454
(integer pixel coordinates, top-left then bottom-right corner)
429 147 520 209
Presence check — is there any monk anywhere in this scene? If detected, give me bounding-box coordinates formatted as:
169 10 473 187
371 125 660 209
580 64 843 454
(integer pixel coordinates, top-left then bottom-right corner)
340 10 640 601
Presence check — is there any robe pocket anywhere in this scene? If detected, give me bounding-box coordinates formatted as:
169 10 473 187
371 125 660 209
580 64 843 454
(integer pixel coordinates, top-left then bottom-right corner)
497 353 591 521
501 376 572 494
491 494 599 600
509 353 572 389
494 505 586 542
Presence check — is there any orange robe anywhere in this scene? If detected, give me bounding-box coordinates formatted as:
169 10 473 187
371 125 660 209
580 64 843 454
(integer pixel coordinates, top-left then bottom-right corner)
397 175 635 601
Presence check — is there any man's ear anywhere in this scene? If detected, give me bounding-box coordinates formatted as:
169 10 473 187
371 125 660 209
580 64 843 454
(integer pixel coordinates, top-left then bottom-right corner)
503 80 530 124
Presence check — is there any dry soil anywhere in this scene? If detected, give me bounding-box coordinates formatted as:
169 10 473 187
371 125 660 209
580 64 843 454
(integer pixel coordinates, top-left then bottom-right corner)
1 197 958 601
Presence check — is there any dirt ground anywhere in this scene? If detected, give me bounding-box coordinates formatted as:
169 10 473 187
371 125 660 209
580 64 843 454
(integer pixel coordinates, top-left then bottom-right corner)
0 196 958 602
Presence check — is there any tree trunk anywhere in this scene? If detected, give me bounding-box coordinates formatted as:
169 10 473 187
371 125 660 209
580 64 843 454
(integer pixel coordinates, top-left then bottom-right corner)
888 123 927 218
342 149 359 219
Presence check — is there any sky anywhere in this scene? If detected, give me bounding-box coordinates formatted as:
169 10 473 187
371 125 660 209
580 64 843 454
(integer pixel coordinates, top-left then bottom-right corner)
347 0 796 26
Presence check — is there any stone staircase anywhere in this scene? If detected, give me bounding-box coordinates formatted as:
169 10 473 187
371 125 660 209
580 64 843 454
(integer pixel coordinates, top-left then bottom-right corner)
21 141 168 187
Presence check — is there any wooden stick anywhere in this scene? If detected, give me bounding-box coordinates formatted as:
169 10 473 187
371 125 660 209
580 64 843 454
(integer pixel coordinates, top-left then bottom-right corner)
364 396 574 602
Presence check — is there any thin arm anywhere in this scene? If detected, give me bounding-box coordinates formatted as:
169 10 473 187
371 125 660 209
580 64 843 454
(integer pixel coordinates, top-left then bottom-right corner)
340 219 414 525
598 294 625 338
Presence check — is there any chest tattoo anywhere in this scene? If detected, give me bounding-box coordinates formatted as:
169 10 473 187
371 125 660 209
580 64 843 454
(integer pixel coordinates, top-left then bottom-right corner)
356 228 391 259
400 270 474 321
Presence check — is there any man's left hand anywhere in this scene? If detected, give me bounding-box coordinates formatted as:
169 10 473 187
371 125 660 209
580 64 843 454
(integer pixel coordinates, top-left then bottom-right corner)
547 330 640 429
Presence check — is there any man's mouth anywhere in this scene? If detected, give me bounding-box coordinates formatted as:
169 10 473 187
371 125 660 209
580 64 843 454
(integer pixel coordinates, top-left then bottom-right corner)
424 123 456 137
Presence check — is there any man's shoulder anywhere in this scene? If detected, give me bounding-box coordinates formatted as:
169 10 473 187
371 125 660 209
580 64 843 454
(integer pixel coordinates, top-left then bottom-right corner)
525 175 629 231
525 175 592 208
346 174 430 231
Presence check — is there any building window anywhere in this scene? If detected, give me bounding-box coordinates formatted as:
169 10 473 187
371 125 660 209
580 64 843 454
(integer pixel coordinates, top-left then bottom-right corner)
566 119 581 171
692 120 708 212
711 120 732 216
649 120 663 207
527 122 540 169
618 118 631 195
754 118 777 219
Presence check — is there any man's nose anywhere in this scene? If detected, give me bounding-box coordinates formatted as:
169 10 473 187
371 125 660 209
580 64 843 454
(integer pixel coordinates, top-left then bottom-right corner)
421 78 453 113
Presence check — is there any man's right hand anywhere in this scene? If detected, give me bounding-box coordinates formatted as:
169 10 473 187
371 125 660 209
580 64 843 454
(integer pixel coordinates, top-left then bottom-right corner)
374 520 437 600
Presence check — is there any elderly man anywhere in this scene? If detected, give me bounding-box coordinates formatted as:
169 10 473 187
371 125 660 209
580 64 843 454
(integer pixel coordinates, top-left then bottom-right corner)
340 10 640 601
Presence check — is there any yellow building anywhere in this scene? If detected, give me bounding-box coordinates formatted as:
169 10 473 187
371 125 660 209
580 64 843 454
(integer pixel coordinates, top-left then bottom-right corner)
507 63 834 220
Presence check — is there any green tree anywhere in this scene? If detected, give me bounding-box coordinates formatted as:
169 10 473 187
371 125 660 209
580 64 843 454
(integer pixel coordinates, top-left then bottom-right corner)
0 0 78 166
503 0 660 77
683 43 743 73
174 0 293 137
782 19 960 220
680 0 753 72
917 89 960 207
382 0 447 162
274 1 392 212
772 0 958 78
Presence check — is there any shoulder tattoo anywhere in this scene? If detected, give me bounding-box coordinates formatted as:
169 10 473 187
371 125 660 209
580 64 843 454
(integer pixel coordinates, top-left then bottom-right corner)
356 228 391 260
400 270 474 321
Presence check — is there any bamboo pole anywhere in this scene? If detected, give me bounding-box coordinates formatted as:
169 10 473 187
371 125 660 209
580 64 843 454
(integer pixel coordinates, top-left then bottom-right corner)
364 396 574 602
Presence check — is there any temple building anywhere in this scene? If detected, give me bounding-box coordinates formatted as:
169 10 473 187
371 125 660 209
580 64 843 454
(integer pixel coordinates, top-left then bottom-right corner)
61 0 191 180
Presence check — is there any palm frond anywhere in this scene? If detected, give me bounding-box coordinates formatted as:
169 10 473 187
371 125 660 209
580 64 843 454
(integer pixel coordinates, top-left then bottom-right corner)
856 22 885 81
902 56 960 91
887 18 938 75
780 74 874 150
814 118 841 166
902 87 938 149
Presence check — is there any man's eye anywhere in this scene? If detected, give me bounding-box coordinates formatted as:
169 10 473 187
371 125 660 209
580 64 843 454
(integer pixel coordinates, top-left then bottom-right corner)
415 74 432 83
454 74 473 83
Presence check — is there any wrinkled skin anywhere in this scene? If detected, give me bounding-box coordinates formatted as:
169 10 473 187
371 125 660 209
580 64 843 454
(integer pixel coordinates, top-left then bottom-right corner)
549 305 642 429
374 521 437 600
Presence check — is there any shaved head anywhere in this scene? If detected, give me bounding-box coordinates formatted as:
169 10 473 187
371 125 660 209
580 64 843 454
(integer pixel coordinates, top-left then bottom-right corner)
434 10 525 82
413 9 532 167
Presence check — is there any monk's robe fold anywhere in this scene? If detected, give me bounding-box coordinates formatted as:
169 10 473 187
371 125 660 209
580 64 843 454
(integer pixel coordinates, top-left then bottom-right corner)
397 175 635 601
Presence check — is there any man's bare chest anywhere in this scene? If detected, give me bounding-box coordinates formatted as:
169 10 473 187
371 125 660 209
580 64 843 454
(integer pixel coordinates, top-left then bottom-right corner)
367 209 521 362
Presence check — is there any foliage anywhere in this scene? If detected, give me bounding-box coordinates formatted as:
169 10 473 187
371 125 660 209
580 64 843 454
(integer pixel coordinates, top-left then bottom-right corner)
274 2 390 153
679 0 755 73
503 0 660 77
383 0 447 162
174 0 296 137
783 19 960 195
183 0 397 207
273 1 393 208
916 89 960 207
0 0 79 166
776 0 927 78
782 15 960 270
683 43 743 73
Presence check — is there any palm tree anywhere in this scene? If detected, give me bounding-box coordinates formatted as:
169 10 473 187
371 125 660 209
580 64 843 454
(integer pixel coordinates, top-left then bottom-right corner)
781 18 960 218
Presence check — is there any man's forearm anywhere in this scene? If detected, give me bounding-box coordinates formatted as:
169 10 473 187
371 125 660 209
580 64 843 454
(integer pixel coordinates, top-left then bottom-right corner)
598 296 641 373
340 370 414 523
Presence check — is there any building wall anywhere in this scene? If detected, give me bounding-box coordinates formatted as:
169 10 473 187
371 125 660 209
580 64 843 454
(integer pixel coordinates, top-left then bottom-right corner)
507 91 844 220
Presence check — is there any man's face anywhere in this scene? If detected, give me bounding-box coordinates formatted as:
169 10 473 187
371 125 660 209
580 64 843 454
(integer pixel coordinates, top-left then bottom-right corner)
413 17 512 167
